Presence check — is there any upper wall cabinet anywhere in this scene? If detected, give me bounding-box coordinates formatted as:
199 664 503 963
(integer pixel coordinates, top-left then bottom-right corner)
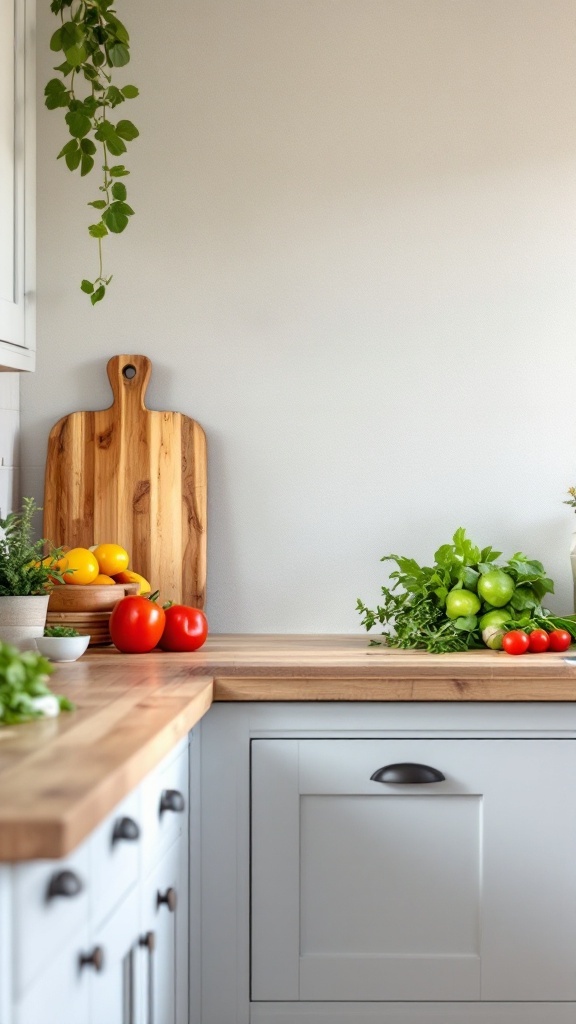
0 0 35 371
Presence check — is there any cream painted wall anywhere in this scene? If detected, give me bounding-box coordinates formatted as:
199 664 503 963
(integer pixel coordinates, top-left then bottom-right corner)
22 0 576 631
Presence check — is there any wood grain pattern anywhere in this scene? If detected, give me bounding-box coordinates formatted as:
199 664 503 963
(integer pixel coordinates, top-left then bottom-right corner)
3 634 576 860
0 664 213 860
43 354 207 608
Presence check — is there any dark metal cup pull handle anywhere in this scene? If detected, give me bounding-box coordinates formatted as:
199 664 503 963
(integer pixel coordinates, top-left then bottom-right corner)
370 762 446 784
112 816 141 844
46 869 84 901
159 789 185 814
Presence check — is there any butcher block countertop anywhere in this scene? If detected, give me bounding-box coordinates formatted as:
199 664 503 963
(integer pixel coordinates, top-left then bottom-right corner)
2 633 576 861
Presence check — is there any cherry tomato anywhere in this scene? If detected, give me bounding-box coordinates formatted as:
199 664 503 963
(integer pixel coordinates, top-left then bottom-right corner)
501 630 530 656
547 629 572 652
527 629 550 654
109 595 166 653
159 605 208 652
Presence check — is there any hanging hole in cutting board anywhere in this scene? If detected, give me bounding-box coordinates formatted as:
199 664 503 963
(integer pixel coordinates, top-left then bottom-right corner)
122 364 137 379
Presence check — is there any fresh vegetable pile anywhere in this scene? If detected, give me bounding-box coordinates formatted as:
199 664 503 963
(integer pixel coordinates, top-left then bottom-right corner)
0 642 74 725
357 528 576 654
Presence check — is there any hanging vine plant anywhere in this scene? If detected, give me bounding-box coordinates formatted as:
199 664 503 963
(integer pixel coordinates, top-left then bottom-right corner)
45 0 139 304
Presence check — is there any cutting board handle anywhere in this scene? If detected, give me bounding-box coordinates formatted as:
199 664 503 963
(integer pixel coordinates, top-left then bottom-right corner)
106 354 152 411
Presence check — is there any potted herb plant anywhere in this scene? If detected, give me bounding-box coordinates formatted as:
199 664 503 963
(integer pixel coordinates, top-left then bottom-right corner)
0 498 67 647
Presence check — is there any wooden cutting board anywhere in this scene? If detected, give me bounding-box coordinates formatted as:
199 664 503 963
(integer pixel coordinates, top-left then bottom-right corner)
43 354 207 608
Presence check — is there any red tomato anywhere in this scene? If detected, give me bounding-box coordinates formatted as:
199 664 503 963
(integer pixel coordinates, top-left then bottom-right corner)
159 605 208 652
501 630 530 656
109 595 166 653
527 629 550 654
547 629 572 653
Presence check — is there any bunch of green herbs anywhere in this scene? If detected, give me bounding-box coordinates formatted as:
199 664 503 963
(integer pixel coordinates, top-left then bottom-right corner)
0 642 74 725
0 498 67 596
357 527 574 653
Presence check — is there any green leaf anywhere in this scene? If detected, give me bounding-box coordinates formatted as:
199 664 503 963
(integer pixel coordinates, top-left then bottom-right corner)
64 42 88 67
81 279 94 294
80 152 95 176
103 13 130 44
44 78 67 96
50 27 64 52
80 138 97 154
106 86 125 107
88 199 107 209
115 119 139 141
94 120 115 141
121 85 139 98
111 181 127 200
45 91 69 111
107 43 130 67
105 134 127 156
65 110 92 139
57 139 79 159
65 146 82 171
109 164 129 177
92 49 106 68
53 60 74 76
103 207 129 233
88 221 108 238
91 284 106 304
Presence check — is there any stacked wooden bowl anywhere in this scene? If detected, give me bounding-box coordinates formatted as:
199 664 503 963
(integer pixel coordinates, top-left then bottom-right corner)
46 583 140 646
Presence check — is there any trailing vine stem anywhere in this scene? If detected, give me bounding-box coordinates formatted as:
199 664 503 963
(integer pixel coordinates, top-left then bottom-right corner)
45 0 139 304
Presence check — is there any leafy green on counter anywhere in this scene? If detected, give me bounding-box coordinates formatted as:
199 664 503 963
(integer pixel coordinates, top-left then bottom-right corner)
0 643 74 725
357 527 570 654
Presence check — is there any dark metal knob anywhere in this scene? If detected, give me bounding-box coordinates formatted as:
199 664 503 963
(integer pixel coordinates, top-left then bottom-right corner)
370 763 446 784
157 887 177 913
139 930 156 952
79 946 104 972
46 869 84 902
112 816 141 844
159 789 185 814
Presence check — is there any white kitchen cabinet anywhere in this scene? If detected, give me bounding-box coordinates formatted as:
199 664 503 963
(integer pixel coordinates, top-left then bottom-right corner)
251 738 576 1003
2 737 191 1024
0 0 35 370
199 702 576 1024
139 834 189 1024
15 925 90 1024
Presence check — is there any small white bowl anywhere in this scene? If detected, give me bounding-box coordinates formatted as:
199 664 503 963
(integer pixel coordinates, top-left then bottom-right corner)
35 635 90 662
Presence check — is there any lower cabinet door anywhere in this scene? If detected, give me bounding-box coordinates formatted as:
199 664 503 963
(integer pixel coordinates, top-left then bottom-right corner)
15 926 90 1024
251 738 576 1003
89 887 140 1024
139 835 188 1024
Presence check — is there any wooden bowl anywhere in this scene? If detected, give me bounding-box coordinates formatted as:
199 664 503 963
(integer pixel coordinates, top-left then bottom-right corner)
47 582 139 613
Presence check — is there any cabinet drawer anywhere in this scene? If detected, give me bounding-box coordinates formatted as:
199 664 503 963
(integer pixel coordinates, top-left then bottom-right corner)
13 840 90 996
142 739 188 870
251 738 576 1004
15 924 90 1024
89 788 141 927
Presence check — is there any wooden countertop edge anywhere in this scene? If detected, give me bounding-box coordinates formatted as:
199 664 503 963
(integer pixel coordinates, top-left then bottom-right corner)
0 678 213 862
212 675 576 701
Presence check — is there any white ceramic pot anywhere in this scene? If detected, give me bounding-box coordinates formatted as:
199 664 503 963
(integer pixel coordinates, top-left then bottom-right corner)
35 634 90 662
0 594 50 648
